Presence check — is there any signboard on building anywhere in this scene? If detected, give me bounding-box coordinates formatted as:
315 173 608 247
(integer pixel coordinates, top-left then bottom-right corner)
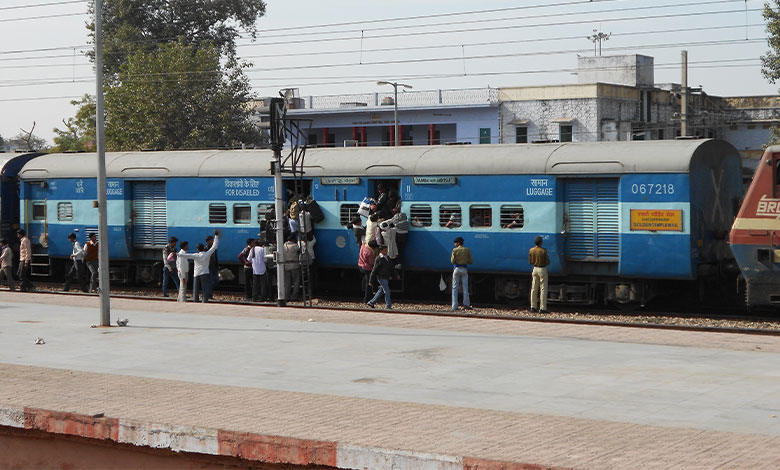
629 209 683 231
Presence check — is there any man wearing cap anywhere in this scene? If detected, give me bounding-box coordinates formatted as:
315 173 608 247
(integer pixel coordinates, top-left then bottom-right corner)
450 237 473 310
529 236 551 313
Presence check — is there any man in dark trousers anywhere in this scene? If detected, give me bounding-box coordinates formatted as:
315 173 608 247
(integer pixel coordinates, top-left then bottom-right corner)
162 236 179 297
64 233 88 292
238 238 255 301
450 236 473 310
366 245 393 309
16 229 33 292
528 236 551 313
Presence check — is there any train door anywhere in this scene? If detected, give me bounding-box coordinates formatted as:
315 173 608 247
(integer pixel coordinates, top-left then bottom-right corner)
564 179 619 261
131 181 167 249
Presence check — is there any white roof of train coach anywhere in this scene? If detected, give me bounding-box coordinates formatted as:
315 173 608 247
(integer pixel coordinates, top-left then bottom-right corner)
18 139 738 180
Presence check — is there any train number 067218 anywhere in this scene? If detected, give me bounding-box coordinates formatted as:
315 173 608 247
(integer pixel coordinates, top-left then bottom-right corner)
630 183 675 195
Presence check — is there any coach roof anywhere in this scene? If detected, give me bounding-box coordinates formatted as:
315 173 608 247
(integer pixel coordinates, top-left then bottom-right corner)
18 139 738 179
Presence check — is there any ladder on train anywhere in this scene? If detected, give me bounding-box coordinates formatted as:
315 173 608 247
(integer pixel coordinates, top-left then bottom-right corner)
30 249 51 277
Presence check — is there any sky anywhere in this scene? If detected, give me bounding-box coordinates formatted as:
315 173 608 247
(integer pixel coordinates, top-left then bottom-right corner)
0 0 777 145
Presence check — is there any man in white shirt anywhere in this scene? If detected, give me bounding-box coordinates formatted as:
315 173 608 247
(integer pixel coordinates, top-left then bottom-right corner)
64 232 88 292
176 241 192 302
178 231 219 303
247 240 268 302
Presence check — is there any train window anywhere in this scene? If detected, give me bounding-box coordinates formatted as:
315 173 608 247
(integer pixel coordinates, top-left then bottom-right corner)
233 203 251 224
469 205 492 228
340 204 360 226
209 203 227 224
500 206 525 229
410 204 432 227
257 203 273 224
57 202 73 222
32 201 45 221
439 204 462 228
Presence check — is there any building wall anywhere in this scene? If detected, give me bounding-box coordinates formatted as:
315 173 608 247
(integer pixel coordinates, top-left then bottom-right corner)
296 107 498 146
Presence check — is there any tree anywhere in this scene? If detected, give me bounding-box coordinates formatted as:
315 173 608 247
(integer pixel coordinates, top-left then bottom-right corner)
71 0 266 150
89 0 266 78
0 133 5 151
762 1 780 144
52 95 96 152
11 123 48 151
105 41 260 150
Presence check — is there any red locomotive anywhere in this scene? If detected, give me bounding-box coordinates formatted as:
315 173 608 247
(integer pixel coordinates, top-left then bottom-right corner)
730 145 780 309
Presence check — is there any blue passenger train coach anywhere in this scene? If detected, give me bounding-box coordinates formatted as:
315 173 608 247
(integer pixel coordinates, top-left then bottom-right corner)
18 140 742 305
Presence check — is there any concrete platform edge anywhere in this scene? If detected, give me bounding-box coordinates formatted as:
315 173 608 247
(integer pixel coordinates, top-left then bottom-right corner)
2 404 572 470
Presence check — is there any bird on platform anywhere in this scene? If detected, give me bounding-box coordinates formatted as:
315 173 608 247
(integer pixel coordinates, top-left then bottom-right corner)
116 318 129 327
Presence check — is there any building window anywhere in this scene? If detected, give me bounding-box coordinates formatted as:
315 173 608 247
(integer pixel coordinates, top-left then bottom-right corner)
500 206 524 229
340 204 359 226
469 205 492 228
439 204 462 228
560 125 573 142
257 203 274 224
233 203 251 224
32 201 45 221
209 203 227 224
308 134 318 146
515 127 528 143
658 129 664 140
479 128 491 144
57 202 73 221
409 204 432 227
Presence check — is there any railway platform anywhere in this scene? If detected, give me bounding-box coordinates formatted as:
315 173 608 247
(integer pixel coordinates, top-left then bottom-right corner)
1 292 779 469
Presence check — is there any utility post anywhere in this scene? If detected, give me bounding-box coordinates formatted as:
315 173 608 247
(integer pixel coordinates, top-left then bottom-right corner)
377 81 412 146
681 50 688 137
95 0 111 326
268 98 287 306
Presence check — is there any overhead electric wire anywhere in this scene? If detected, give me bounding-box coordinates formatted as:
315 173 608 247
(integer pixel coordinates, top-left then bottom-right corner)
0 17 766 68
234 6 765 48
0 0 86 11
0 12 86 23
239 23 766 61
239 37 767 73
0 0 757 56
0 57 761 89
252 0 625 33
245 0 749 41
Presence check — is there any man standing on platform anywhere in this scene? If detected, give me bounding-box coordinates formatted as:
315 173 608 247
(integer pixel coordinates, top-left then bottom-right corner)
528 236 550 313
16 229 33 292
238 238 255 301
162 237 179 298
0 239 15 291
450 237 473 311
64 233 88 292
84 232 99 293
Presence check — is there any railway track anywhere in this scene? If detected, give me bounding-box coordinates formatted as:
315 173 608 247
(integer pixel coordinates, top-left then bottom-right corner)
21 282 780 336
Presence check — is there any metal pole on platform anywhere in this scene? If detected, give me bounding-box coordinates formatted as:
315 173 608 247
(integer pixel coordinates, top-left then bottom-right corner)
95 0 111 325
273 154 286 306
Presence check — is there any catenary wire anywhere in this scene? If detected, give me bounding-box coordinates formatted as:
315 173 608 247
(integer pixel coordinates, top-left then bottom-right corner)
0 58 762 91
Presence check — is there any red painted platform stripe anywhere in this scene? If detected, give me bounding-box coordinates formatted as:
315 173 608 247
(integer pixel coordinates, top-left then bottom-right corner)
217 430 338 466
23 407 119 441
462 457 574 470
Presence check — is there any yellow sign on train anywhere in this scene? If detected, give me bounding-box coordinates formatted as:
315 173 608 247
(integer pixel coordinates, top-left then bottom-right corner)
629 209 683 231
